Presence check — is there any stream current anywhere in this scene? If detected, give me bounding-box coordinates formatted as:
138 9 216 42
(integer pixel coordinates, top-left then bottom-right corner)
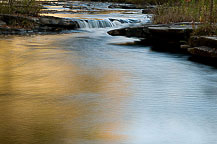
0 1 217 144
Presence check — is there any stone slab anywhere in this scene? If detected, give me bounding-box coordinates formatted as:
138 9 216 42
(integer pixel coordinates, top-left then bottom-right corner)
188 46 217 58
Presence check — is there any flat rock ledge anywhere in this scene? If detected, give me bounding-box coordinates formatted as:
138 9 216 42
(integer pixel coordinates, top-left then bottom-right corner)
108 23 194 48
188 46 217 58
108 23 217 61
188 36 217 59
0 14 80 35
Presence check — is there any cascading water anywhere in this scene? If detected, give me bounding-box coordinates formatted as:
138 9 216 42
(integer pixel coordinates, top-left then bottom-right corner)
42 1 151 29
3 2 217 144
74 18 146 29
76 19 116 28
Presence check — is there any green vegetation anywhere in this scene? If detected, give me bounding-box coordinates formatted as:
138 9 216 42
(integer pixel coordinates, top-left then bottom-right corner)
0 0 41 16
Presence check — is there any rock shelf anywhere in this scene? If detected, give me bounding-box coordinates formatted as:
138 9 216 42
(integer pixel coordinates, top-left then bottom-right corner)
108 23 217 61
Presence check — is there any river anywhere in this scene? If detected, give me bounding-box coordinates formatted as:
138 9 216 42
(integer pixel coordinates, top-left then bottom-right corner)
0 1 217 144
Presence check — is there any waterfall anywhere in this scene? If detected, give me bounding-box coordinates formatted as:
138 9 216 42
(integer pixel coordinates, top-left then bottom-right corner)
72 18 144 29
75 19 116 28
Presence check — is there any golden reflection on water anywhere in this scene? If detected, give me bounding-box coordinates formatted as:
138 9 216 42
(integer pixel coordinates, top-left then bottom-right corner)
0 35 128 144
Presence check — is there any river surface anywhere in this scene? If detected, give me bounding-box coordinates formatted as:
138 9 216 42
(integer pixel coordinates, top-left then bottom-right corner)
1 1 217 144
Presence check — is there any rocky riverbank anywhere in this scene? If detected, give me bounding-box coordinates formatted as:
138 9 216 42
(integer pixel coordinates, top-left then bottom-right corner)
0 14 81 35
108 23 217 62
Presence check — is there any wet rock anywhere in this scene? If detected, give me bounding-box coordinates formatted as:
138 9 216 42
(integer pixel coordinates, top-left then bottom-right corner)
108 23 193 41
0 14 39 35
0 14 38 26
190 36 217 48
148 25 193 47
188 36 217 59
108 22 197 50
108 25 150 38
0 27 29 35
188 46 217 58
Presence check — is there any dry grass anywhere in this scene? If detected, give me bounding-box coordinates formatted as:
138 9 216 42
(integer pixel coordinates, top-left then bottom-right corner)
152 0 217 36
193 24 217 36
0 0 42 16
153 0 217 24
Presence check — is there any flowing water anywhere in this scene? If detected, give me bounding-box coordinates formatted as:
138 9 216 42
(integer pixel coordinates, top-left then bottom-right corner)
1 1 217 144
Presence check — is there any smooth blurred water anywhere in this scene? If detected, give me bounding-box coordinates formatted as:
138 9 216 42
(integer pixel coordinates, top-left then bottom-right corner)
1 1 217 144
1 28 217 144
